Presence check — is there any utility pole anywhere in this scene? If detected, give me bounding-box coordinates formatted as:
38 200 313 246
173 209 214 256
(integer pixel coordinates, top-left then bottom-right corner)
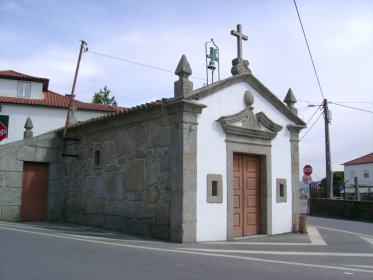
323 99 333 198
62 40 87 141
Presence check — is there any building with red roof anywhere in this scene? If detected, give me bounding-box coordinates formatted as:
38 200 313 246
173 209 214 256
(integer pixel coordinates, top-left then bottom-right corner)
0 70 123 144
343 152 373 188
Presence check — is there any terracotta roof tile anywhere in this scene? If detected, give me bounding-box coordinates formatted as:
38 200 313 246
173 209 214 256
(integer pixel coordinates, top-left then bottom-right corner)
0 70 49 90
343 152 373 166
0 90 124 112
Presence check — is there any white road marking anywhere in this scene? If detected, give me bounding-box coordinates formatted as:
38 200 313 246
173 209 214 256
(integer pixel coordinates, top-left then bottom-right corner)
347 265 373 269
308 226 327 245
361 236 373 246
0 223 372 274
204 227 326 246
309 225 373 238
178 248 373 257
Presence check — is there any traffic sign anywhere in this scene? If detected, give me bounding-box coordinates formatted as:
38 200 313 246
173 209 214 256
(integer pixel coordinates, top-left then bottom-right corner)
303 165 313 176
0 122 7 142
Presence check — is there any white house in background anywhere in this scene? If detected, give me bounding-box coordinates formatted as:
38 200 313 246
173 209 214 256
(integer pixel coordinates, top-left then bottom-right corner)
343 152 373 187
0 70 122 145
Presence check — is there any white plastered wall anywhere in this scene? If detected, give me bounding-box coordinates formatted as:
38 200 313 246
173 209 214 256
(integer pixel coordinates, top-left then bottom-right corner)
0 104 108 144
195 82 295 241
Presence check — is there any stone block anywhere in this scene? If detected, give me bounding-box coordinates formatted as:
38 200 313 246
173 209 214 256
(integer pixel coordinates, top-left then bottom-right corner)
1 206 20 221
131 125 145 146
49 163 63 180
105 201 117 215
93 176 106 198
105 172 124 200
48 180 63 194
87 213 106 228
105 216 128 231
116 130 135 156
128 219 150 235
125 160 144 192
155 203 170 226
0 153 23 171
0 187 21 205
160 154 170 170
103 138 116 158
0 171 22 188
127 192 142 201
135 204 154 219
148 128 171 148
151 226 170 240
17 146 57 162
145 185 160 204
116 201 134 218
48 194 62 221
146 162 159 185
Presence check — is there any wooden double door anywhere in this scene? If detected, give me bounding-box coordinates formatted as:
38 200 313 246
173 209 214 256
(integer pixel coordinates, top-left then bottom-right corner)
233 154 260 237
20 162 49 222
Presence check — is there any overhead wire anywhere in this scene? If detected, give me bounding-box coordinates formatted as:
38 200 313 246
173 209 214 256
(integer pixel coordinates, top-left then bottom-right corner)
299 110 324 142
87 50 206 82
293 0 325 101
329 102 373 114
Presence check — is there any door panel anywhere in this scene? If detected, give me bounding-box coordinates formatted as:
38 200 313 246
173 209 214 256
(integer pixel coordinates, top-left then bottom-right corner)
20 162 49 222
233 154 260 237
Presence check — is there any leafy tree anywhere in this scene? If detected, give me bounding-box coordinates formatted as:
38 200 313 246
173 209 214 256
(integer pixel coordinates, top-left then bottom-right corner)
320 171 344 197
92 86 117 106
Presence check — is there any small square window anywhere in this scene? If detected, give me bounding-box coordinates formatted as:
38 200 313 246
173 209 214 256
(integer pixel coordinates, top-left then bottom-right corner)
207 174 223 203
364 170 369 178
17 82 31 97
94 150 101 167
276 178 287 203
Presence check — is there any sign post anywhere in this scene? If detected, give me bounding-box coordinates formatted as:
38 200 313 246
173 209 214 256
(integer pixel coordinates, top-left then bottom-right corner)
303 165 313 215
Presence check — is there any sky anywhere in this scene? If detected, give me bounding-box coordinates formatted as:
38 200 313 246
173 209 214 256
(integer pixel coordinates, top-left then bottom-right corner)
1 0 372 181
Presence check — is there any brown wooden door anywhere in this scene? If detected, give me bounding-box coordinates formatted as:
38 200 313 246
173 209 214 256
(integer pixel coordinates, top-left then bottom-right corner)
20 162 49 221
233 154 260 237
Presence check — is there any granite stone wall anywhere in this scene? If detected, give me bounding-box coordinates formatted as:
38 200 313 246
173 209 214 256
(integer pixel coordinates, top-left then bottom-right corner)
62 101 203 241
0 132 62 221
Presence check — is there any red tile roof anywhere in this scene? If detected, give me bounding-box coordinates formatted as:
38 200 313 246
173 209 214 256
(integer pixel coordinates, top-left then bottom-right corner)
0 70 124 112
343 153 373 166
0 90 123 112
0 70 49 90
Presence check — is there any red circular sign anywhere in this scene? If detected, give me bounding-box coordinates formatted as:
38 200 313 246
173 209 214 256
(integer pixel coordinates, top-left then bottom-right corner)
0 122 7 142
303 165 313 176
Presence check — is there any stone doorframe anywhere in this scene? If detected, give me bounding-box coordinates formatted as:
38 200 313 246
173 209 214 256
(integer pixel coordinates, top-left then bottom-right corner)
226 135 273 240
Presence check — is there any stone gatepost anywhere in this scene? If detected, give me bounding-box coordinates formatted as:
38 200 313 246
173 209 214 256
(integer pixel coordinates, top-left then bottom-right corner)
170 55 205 242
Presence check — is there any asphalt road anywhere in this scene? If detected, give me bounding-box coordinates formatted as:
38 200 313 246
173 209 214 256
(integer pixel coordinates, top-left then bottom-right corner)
0 216 372 280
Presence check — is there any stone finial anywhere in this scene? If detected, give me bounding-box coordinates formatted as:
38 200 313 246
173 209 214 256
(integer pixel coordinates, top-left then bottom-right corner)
284 88 298 114
24 117 33 139
231 24 251 75
174 54 193 98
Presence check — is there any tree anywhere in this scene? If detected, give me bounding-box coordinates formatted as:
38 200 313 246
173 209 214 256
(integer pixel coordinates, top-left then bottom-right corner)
92 86 117 106
320 171 344 197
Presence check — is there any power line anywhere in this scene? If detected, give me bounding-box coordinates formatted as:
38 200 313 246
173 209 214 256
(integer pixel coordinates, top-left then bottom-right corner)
330 102 373 114
87 50 206 82
299 110 323 142
305 103 323 125
293 0 325 101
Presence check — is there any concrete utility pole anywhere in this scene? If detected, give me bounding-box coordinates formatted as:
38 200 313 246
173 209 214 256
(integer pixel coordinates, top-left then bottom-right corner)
62 40 87 141
323 99 333 198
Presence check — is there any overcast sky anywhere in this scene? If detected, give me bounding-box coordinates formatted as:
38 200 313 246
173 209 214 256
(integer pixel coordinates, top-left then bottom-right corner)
1 0 372 181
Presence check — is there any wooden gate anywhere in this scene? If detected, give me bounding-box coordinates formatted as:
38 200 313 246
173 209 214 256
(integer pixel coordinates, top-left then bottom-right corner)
20 162 49 221
233 154 260 237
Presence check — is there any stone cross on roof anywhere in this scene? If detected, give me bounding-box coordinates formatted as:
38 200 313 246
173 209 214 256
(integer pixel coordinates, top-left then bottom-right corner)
231 24 248 60
230 24 251 75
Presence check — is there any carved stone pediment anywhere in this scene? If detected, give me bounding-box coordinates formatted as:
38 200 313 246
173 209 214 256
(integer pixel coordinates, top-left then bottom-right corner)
217 107 282 140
